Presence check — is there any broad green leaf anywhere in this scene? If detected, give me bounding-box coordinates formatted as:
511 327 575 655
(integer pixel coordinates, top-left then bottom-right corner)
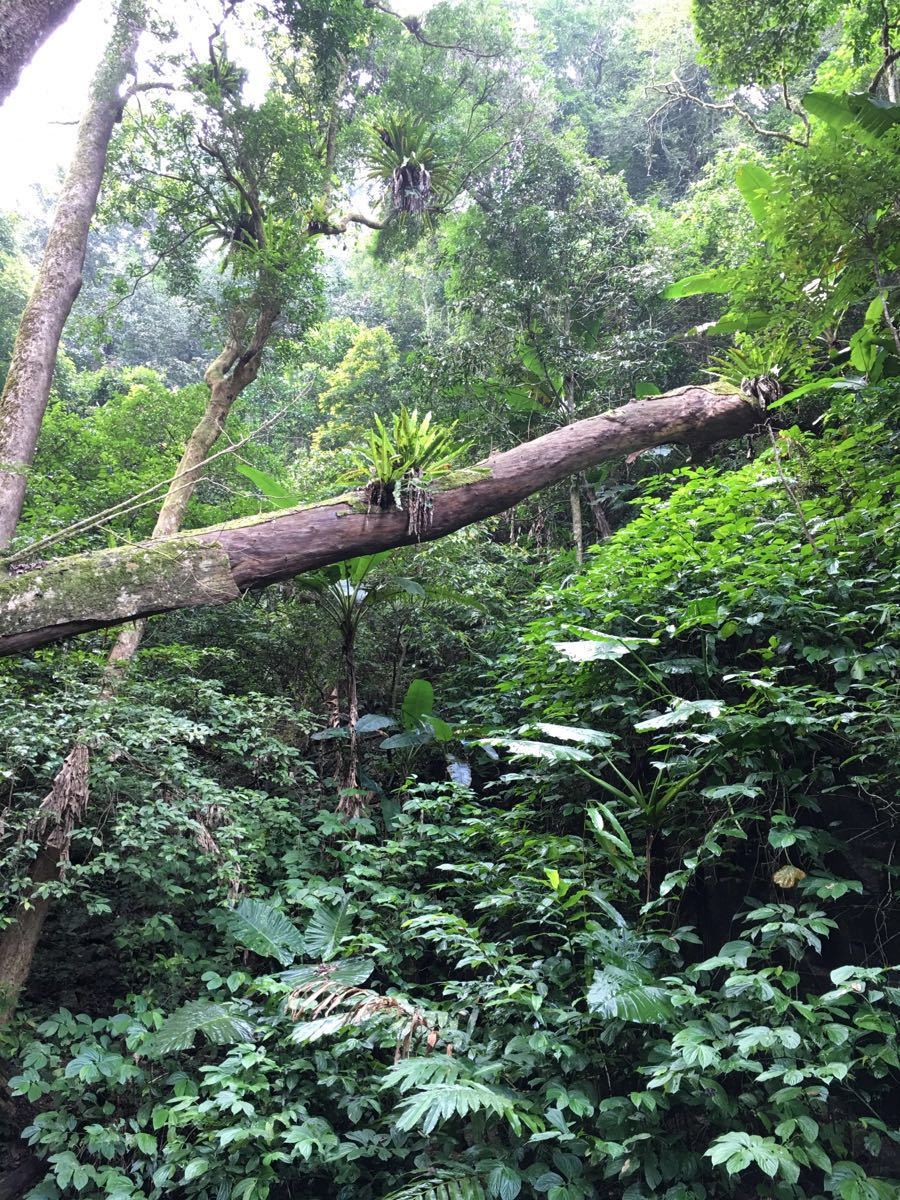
236 463 301 508
402 678 434 727
380 728 434 749
553 632 657 662
144 1000 256 1057
228 899 305 965
280 957 374 987
479 737 592 762
587 965 673 1024
735 162 778 224
355 713 397 734
303 898 351 961
662 270 737 299
634 699 724 731
529 723 613 747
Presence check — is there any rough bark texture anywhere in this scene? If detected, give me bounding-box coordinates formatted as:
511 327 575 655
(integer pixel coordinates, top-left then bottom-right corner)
102 301 278 667
0 386 757 655
0 300 278 1020
0 845 60 1022
0 0 142 549
0 0 79 106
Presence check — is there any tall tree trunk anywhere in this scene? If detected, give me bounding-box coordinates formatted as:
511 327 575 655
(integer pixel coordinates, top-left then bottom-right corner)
0 0 81 107
0 299 278 1021
562 372 582 561
569 481 584 564
0 0 142 550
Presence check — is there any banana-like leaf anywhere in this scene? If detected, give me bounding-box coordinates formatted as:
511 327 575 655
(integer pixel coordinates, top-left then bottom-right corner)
803 89 900 145
228 898 305 965
402 679 434 727
143 1000 256 1057
662 269 737 299
735 162 778 224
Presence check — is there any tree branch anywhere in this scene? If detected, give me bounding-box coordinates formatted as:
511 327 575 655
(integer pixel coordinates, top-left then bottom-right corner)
649 75 810 149
0 386 758 656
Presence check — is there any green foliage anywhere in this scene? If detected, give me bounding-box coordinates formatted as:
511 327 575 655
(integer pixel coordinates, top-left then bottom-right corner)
347 406 471 488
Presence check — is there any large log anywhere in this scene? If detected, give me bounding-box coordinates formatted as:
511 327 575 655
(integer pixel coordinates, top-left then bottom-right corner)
0 386 756 656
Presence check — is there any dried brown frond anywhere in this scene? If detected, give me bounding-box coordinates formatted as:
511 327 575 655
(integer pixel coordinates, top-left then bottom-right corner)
286 976 441 1060
30 743 91 871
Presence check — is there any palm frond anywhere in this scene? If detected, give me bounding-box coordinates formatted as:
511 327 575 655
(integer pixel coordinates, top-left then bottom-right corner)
286 977 439 1059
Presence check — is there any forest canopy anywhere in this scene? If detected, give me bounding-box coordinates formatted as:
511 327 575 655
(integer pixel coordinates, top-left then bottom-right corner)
0 2 898 1200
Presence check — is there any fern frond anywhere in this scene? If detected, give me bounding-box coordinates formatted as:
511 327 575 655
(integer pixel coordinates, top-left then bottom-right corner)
381 1169 486 1200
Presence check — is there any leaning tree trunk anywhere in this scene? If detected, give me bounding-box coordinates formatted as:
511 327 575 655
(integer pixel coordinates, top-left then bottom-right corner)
0 0 81 106
0 386 759 657
0 0 142 550
0 300 278 1022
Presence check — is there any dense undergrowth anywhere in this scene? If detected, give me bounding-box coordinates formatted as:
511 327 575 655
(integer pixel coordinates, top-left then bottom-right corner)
2 389 897 1200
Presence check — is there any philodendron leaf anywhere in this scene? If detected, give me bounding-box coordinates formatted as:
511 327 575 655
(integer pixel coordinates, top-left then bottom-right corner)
228 899 305 966
587 965 673 1024
303 897 352 961
479 737 592 763
634 699 724 732
554 632 658 662
528 722 614 747
144 1000 256 1057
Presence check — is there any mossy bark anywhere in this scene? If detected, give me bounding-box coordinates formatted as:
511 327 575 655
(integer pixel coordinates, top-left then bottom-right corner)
0 1 143 549
0 386 757 657
0 0 80 106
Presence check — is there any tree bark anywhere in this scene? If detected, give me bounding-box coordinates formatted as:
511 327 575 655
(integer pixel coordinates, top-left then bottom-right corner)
0 386 757 656
0 0 142 550
0 0 80 107
0 299 279 1020
569 482 584 564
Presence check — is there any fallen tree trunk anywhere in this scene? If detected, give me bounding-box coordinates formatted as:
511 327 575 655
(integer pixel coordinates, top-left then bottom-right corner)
0 386 756 656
